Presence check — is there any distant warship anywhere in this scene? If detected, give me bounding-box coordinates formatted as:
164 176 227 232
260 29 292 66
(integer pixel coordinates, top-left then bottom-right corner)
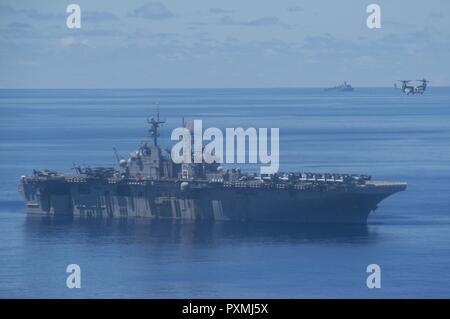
19 111 406 224
325 81 354 92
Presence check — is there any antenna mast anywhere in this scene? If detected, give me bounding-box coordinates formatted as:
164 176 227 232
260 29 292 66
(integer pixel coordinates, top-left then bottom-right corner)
113 147 121 164
147 105 165 146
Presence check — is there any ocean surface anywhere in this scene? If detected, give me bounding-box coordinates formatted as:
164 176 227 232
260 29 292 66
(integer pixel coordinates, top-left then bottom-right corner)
0 88 449 298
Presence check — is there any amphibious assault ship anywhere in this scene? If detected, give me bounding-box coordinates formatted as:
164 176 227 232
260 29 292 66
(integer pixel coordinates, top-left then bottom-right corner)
19 112 406 224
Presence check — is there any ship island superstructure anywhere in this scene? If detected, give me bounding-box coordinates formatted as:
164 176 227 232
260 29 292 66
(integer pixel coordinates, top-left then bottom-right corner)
19 112 406 224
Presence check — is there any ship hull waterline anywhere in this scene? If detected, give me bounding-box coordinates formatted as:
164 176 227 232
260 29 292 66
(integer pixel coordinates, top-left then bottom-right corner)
20 179 407 224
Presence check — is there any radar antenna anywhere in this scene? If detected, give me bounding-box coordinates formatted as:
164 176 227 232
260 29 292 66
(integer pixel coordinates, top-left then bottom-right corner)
147 105 165 146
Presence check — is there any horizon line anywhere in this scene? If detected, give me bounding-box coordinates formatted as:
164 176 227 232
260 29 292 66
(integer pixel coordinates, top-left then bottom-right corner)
1 86 449 90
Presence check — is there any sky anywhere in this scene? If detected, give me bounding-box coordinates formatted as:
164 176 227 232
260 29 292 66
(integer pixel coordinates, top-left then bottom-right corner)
0 0 449 88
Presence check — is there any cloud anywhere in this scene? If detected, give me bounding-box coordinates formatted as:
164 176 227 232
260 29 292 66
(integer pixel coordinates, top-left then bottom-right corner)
0 4 118 24
429 12 444 19
0 22 36 39
287 6 303 12
0 4 60 20
83 11 119 22
209 8 233 15
302 34 349 51
129 2 174 20
196 15 286 27
242 16 281 27
383 20 414 28
132 28 178 39
7 22 32 29
74 29 124 37
59 36 90 49
300 27 450 60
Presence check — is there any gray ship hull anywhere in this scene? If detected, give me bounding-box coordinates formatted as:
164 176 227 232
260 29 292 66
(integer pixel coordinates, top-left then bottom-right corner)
20 178 406 224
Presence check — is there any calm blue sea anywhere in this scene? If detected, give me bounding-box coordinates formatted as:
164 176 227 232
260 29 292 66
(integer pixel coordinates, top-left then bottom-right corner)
0 88 449 298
